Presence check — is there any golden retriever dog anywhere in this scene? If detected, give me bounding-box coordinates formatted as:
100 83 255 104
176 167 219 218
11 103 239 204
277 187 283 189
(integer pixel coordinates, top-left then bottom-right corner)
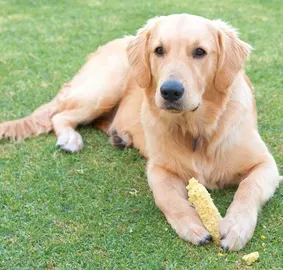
0 14 281 251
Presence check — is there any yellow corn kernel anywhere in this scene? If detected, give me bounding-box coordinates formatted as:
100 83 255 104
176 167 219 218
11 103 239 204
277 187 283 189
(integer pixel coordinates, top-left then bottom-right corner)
242 252 259 266
186 178 222 244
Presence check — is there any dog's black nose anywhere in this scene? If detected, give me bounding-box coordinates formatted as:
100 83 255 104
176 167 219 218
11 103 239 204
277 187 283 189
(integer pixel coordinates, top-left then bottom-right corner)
160 80 184 101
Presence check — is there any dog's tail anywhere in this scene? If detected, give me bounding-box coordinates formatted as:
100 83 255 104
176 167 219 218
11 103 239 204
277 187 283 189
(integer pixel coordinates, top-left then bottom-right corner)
0 99 59 141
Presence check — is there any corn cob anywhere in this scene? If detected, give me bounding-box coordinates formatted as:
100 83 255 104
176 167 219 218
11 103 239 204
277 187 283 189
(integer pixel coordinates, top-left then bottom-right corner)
186 178 222 244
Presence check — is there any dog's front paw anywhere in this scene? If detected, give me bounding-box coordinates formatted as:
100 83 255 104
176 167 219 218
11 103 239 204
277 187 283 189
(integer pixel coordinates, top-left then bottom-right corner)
182 223 212 246
171 216 212 246
220 212 257 251
56 130 83 152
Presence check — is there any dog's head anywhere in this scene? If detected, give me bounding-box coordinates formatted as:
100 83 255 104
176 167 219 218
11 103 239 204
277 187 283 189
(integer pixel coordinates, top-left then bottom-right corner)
127 14 251 113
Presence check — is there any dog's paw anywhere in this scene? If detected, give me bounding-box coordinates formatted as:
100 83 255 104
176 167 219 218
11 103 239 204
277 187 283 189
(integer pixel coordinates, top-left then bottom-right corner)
56 130 83 152
220 213 256 251
110 130 132 148
172 218 212 246
184 223 212 246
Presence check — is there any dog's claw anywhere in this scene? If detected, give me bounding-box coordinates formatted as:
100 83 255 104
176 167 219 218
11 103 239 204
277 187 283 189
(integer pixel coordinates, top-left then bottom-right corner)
199 234 212 245
221 244 229 251
110 130 132 148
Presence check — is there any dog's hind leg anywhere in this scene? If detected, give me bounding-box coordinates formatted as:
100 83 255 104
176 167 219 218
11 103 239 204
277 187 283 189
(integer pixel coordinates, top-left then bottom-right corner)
52 38 131 152
52 93 123 152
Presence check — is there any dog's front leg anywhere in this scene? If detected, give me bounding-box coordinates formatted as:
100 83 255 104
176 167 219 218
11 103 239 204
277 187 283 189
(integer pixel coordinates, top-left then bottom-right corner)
147 164 212 245
220 156 280 251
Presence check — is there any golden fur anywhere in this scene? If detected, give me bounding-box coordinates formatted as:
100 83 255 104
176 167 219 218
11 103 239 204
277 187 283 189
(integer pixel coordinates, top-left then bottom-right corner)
0 14 281 251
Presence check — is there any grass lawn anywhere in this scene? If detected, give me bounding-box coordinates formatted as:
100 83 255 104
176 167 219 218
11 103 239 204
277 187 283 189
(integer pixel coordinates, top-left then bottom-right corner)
0 0 282 269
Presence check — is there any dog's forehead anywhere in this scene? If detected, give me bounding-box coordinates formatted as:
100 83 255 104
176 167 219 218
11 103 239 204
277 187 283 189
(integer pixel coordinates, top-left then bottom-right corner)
154 15 212 43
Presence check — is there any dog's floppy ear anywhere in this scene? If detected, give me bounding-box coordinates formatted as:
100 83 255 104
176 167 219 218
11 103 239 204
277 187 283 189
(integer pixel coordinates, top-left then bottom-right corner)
127 17 161 88
212 20 252 92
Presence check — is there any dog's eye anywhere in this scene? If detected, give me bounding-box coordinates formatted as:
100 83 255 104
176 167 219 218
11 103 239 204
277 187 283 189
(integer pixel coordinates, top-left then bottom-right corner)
193 47 207 58
155 46 164 56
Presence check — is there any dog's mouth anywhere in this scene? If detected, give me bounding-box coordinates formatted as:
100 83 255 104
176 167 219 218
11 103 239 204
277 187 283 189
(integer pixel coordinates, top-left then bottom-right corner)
161 101 183 113
162 103 200 113
166 105 182 113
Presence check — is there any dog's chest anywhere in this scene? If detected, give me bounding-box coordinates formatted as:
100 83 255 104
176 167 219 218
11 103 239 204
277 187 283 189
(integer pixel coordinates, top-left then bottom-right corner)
193 153 239 189
157 136 241 189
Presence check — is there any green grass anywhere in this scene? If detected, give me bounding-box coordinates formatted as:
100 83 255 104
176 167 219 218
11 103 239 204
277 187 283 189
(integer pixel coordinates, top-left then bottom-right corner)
0 0 282 269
